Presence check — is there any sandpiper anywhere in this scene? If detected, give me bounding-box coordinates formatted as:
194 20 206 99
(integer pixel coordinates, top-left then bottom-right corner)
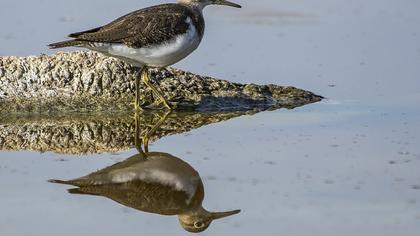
48 0 241 110
49 151 240 232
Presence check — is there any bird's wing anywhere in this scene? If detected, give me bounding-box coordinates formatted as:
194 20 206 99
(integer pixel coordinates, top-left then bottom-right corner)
68 4 193 48
68 181 190 215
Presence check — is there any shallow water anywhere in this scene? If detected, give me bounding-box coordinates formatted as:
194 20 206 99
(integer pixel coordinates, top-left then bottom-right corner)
1 0 420 235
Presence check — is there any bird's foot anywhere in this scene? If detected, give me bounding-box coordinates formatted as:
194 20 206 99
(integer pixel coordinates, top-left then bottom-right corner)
156 93 176 110
160 100 177 111
161 100 174 110
149 97 176 110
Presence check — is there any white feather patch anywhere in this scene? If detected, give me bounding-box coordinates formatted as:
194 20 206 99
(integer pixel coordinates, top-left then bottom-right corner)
90 17 201 67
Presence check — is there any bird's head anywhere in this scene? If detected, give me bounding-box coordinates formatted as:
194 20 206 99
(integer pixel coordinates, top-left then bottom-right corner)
178 0 242 10
178 207 241 233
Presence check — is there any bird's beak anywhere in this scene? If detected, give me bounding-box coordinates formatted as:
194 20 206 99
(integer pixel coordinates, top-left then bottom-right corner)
214 0 242 8
211 209 241 220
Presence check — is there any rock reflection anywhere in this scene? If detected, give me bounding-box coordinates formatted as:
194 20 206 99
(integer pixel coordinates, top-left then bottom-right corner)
0 110 261 154
49 111 240 233
0 90 321 155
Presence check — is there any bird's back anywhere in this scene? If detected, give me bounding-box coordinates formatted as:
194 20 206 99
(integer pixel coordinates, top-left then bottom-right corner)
49 4 205 49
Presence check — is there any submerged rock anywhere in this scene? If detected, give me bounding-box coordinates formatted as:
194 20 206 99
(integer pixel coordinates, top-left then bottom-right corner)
0 51 322 112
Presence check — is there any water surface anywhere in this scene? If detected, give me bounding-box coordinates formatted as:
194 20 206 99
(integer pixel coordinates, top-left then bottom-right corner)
1 0 420 235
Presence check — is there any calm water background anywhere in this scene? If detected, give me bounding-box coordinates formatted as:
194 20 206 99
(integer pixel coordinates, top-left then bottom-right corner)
1 0 420 235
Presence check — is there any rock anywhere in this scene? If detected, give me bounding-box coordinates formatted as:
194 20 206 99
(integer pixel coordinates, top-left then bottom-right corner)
0 51 322 112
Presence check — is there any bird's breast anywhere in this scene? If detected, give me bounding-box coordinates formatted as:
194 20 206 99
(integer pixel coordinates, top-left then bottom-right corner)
93 17 202 67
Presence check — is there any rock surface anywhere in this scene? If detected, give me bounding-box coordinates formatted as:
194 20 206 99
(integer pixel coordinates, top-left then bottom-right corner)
0 51 322 112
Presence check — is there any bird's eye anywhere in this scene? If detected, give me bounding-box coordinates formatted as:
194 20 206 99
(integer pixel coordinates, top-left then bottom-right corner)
194 221 205 228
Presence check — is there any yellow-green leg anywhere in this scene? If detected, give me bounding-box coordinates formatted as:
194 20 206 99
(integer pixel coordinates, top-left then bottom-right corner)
135 73 141 110
134 109 171 154
141 110 171 153
134 110 146 156
132 71 142 111
141 67 173 110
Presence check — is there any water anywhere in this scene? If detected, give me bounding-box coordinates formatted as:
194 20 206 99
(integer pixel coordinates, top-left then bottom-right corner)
1 0 420 235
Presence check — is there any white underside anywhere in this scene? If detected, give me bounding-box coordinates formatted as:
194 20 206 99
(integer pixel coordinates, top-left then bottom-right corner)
87 17 201 67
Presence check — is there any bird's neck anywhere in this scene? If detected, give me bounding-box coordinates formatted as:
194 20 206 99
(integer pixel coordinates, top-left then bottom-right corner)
180 3 206 37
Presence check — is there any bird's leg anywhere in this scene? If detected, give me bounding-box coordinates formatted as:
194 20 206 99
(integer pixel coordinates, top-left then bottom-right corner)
141 67 173 110
141 110 172 153
134 110 146 156
131 69 142 111
135 72 141 110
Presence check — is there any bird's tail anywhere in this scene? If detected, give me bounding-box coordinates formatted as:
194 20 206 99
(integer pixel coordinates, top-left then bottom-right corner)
47 40 83 49
49 180 101 196
48 179 72 184
67 187 101 196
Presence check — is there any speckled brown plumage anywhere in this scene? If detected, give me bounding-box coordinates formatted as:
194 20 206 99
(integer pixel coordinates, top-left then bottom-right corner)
68 181 204 216
49 153 206 216
48 4 204 49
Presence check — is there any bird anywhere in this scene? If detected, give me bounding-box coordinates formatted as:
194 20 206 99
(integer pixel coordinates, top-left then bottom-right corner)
48 0 242 110
49 151 241 233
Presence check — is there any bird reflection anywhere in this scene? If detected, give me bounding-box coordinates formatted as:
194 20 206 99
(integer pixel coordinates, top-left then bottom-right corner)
49 111 240 233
